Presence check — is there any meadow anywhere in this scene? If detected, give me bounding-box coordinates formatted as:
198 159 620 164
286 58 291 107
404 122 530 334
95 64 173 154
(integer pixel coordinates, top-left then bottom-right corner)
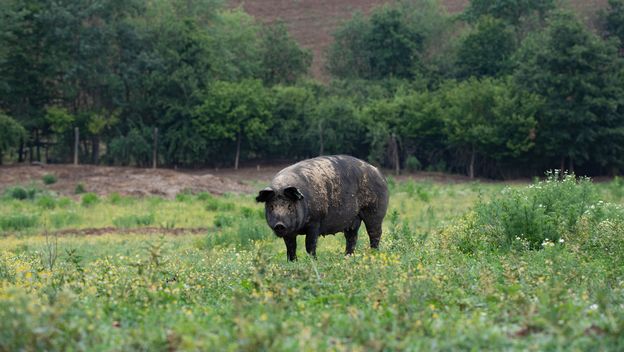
1 174 624 351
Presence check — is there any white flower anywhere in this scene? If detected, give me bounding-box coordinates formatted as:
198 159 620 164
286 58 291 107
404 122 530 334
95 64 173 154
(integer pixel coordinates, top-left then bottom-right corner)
589 304 599 311
559 238 564 243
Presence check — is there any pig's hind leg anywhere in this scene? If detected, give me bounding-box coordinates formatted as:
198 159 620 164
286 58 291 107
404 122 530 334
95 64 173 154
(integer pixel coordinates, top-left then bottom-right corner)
363 215 383 249
344 219 361 255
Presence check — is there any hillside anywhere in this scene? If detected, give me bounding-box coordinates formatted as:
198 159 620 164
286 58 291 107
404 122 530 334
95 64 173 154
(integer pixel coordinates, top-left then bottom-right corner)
229 0 608 79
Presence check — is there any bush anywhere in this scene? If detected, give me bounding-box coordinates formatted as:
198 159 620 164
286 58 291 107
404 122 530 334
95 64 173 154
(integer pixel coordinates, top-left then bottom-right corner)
405 156 422 172
81 193 98 207
74 183 86 194
42 174 57 185
113 214 155 228
454 171 602 251
5 186 40 200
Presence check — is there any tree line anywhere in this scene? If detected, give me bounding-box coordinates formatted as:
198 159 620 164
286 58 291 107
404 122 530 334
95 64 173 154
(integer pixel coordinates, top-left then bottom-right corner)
2 0 624 178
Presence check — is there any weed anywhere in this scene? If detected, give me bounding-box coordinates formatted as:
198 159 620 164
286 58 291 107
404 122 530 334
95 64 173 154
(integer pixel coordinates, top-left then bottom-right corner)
74 183 86 194
0 214 39 232
81 193 98 207
113 214 155 228
42 174 57 185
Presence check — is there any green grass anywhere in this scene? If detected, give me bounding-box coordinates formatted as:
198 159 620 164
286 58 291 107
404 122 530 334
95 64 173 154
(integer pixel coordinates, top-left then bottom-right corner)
0 178 623 350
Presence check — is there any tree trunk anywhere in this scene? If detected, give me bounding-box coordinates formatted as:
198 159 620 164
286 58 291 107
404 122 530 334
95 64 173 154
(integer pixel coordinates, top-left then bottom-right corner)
29 130 33 163
18 140 24 162
318 120 324 156
0 152 3 165
92 135 100 165
234 129 241 170
569 158 574 173
560 156 565 172
74 127 79 165
35 129 41 162
469 146 476 179
152 127 158 169
391 133 400 176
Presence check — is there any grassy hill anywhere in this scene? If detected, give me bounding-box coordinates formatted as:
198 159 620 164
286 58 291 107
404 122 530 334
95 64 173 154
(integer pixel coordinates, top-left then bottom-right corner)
229 0 608 79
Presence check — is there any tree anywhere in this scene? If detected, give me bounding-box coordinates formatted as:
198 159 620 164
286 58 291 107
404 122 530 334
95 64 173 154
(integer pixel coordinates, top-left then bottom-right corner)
308 96 368 158
0 112 27 164
194 80 274 169
259 22 312 85
269 85 318 159
463 0 556 26
513 13 624 172
456 16 516 78
439 78 539 178
603 0 624 53
327 2 438 80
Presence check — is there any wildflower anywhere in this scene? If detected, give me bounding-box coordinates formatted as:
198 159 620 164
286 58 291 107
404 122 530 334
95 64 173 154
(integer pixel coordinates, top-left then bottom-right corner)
589 304 599 311
559 238 564 243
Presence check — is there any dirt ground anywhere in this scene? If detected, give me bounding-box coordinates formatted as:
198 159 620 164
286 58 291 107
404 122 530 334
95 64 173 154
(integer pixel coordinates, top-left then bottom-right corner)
0 163 483 199
0 164 263 198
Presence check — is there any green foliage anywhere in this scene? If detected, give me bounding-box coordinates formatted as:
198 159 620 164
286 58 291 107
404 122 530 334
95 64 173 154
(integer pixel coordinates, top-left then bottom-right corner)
4 186 41 201
74 184 86 195
405 156 422 172
0 112 26 162
457 171 606 251
113 214 155 228
36 195 56 210
45 107 74 134
514 13 624 170
0 214 39 232
0 181 623 349
327 3 436 80
456 16 516 78
604 0 624 48
259 22 312 85
81 193 99 208
463 0 556 26
207 212 270 249
205 198 235 212
439 77 540 177
41 174 57 185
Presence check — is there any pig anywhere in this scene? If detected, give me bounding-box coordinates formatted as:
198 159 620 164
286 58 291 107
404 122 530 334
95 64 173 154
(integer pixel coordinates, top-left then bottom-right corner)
256 155 389 261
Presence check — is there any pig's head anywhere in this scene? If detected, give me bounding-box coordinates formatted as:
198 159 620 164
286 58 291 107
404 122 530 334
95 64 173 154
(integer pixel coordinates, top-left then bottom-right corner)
256 186 306 237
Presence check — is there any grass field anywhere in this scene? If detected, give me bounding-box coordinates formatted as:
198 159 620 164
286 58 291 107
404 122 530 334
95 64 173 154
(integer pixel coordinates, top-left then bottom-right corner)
1 175 624 350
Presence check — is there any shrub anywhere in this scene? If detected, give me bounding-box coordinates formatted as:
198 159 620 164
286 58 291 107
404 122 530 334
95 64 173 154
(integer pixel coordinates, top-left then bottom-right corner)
454 171 602 251
405 156 422 172
113 214 155 228
81 193 98 207
42 174 57 185
74 183 86 194
5 186 40 200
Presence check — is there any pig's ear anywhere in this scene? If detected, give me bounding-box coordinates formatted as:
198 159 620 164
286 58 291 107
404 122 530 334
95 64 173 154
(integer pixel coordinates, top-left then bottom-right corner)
284 186 304 201
256 187 275 203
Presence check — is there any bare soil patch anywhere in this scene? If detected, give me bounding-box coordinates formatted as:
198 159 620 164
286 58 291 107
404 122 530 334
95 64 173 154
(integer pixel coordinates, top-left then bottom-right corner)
0 164 255 198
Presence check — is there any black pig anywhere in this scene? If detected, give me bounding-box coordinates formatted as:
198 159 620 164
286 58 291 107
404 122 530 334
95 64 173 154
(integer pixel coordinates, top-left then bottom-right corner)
256 155 389 261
